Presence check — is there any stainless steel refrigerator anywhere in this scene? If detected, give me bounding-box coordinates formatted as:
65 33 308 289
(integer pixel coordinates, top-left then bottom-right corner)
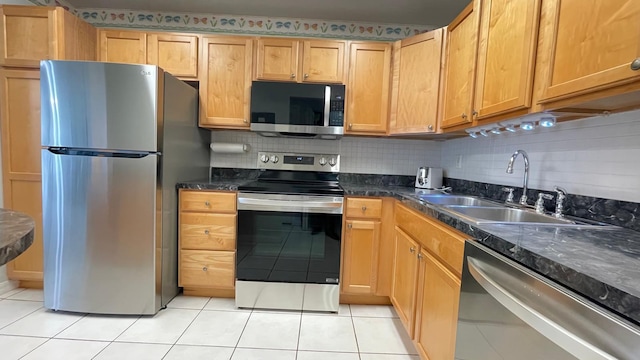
40 60 210 315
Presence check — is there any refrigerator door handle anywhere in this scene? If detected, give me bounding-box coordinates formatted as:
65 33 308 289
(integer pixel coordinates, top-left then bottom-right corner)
46 147 159 158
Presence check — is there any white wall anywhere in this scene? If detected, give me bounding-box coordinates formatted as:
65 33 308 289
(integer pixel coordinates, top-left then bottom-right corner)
441 109 640 203
211 131 442 175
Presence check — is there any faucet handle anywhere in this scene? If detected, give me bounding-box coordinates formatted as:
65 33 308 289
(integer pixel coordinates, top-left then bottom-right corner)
535 193 554 214
553 186 568 218
502 187 515 203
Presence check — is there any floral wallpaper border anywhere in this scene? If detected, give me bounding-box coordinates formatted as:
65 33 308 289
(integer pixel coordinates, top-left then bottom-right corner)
28 0 433 40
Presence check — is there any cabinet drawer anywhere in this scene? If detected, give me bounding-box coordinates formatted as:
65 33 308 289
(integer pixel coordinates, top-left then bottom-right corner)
180 250 235 289
346 198 382 219
180 191 236 213
395 203 465 276
180 213 236 250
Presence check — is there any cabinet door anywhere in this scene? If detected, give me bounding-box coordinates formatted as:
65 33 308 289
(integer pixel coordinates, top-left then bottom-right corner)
389 29 443 134
255 38 299 82
99 30 147 64
302 40 346 83
0 6 57 67
440 1 481 130
537 0 640 103
200 36 253 128
180 250 235 289
147 33 198 78
390 227 420 337
0 69 43 281
474 0 541 120
415 250 461 360
345 42 391 134
342 219 381 295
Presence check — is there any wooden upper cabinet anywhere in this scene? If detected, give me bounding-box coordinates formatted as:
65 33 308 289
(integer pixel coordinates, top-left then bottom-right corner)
302 40 346 83
0 6 57 67
440 1 481 130
200 36 253 128
255 38 299 81
345 42 391 134
99 30 147 64
474 0 541 121
389 29 444 135
147 33 198 78
535 0 640 105
254 38 346 83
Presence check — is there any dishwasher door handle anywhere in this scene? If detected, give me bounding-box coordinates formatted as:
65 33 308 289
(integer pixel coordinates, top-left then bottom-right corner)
467 257 616 360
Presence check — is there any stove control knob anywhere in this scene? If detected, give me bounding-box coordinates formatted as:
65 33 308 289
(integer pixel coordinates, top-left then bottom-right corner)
318 157 327 166
260 154 269 163
270 155 279 163
329 157 337 167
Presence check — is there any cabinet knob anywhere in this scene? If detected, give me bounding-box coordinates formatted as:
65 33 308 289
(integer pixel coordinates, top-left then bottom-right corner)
631 58 640 71
291 73 296 78
204 229 210 235
243 119 248 123
472 110 478 117
461 113 467 119
410 247 416 253
427 124 433 131
347 223 352 229
204 201 210 206
417 253 423 260
304 73 309 79
348 123 353 129
361 206 367 211
202 266 208 272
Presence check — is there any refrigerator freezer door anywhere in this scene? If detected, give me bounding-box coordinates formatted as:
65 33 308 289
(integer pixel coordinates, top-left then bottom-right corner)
42 149 161 315
41 60 160 152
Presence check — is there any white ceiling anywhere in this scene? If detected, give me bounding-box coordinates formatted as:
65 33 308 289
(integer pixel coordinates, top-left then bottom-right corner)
67 0 471 26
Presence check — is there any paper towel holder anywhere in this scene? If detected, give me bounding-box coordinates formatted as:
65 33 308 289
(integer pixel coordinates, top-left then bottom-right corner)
210 143 250 153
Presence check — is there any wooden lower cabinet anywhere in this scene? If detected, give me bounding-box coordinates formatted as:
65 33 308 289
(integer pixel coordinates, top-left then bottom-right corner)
390 227 420 337
178 190 237 295
415 250 461 360
341 219 380 294
180 250 235 289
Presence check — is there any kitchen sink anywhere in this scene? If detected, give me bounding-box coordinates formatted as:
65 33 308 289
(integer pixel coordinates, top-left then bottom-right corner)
418 194 503 207
440 205 614 228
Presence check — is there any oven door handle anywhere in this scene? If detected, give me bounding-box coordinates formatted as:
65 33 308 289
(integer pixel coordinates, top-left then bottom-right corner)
237 197 343 214
467 257 616 360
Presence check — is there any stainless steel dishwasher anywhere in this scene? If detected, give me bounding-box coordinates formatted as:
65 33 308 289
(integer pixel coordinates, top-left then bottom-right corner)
455 241 640 360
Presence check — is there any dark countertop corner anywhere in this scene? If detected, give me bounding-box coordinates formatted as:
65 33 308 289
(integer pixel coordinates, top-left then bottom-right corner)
0 209 35 266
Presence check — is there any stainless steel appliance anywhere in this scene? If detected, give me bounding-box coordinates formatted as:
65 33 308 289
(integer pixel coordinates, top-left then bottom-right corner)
415 166 442 189
455 241 640 359
250 81 345 139
40 60 209 315
236 152 343 312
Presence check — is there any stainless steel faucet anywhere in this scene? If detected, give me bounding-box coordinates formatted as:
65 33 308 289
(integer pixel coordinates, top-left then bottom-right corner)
553 186 568 218
506 150 529 205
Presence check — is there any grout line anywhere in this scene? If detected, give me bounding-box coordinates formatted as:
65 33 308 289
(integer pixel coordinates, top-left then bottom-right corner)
17 336 52 359
348 306 362 360
228 304 254 359
160 299 212 359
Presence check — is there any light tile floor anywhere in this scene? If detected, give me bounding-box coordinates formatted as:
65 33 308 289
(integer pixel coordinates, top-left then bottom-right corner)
0 288 419 360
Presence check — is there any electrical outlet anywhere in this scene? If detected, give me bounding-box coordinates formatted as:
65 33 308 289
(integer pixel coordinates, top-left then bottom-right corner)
455 155 463 169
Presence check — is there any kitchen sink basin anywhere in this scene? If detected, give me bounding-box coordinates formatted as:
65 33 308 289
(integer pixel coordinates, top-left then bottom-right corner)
440 205 615 228
418 194 503 207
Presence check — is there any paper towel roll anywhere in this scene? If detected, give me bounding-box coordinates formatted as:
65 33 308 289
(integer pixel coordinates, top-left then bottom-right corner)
210 143 249 153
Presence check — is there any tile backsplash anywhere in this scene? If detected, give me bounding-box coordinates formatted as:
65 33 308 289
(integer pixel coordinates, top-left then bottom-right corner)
210 131 442 175
441 109 640 203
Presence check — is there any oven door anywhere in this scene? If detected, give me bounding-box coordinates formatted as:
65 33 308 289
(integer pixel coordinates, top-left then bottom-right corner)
235 192 343 312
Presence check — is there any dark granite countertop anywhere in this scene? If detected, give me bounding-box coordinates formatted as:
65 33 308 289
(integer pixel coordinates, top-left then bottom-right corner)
177 178 251 191
0 209 35 266
177 179 640 326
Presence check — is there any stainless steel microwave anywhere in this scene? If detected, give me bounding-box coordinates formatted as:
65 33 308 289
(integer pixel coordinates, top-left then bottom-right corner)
250 81 345 139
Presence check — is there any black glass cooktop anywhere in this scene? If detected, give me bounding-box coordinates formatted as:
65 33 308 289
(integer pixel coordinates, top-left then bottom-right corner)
238 170 343 196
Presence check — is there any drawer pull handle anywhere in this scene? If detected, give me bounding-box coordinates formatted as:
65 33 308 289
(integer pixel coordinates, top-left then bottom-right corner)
631 58 640 71
204 201 210 206
202 266 208 271
417 253 423 260
361 206 367 211
347 223 352 229
204 229 210 235
410 247 416 253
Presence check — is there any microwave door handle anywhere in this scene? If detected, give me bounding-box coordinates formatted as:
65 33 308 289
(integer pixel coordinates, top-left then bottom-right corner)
323 86 331 127
467 257 616 360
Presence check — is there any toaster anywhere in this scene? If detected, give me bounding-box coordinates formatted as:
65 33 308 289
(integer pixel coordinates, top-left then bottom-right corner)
415 167 443 189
